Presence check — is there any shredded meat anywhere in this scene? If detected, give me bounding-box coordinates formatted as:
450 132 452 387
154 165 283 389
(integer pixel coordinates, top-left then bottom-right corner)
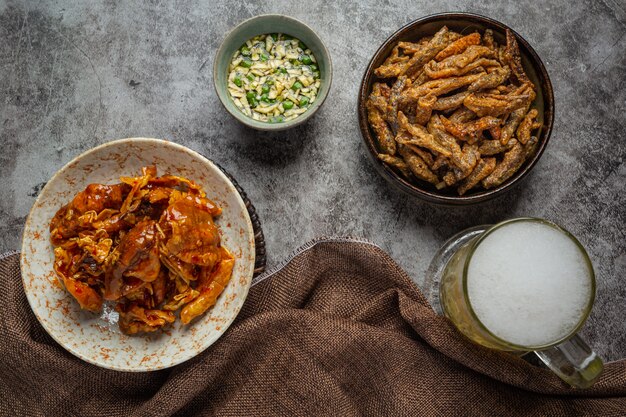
50 166 234 334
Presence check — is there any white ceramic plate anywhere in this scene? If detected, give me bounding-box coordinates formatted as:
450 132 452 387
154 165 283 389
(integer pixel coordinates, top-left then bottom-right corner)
20 138 255 371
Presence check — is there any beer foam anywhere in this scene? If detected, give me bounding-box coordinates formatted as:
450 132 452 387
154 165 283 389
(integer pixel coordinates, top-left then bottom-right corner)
467 221 592 347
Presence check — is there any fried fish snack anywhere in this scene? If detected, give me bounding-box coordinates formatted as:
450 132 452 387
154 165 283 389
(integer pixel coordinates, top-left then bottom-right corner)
435 32 482 61
387 75 409 134
482 141 526 188
500 105 528 145
458 157 497 195
368 27 541 195
415 94 437 125
427 46 495 73
424 57 499 79
398 146 439 184
375 46 410 78
398 112 452 157
368 82 391 114
398 38 430 54
479 138 518 156
406 144 435 167
440 115 501 143
404 27 463 79
402 72 485 102
503 29 531 86
516 108 541 144
468 66 511 92
448 107 476 123
463 92 529 117
427 115 472 175
432 91 470 111
366 98 396 155
50 166 235 335
483 29 496 50
377 153 413 179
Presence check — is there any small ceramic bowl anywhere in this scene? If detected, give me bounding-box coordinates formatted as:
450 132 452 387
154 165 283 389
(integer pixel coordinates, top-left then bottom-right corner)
214 14 332 131
20 138 256 371
358 13 554 205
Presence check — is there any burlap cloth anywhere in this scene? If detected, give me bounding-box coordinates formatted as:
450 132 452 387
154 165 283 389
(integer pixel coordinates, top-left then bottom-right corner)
1 239 625 416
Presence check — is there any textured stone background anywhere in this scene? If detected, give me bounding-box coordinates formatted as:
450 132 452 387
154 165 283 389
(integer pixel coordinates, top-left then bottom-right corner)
1 0 624 361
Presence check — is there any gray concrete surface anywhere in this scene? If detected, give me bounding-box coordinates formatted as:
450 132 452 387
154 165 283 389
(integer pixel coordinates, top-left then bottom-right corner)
1 0 625 361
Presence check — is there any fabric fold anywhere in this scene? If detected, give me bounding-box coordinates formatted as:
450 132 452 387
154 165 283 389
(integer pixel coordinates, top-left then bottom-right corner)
2 240 625 416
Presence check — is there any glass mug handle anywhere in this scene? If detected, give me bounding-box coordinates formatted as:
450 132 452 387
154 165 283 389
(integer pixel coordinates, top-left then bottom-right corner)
534 334 604 388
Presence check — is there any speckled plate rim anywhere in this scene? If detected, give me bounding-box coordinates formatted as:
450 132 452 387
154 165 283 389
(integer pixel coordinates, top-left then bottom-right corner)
213 13 333 131
357 12 555 205
20 138 255 372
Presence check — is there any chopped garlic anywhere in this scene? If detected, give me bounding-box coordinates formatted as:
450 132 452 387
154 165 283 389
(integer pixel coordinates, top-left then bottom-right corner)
227 33 321 123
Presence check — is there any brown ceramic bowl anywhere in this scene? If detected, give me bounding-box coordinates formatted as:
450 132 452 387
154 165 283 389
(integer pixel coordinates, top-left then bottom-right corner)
358 12 554 205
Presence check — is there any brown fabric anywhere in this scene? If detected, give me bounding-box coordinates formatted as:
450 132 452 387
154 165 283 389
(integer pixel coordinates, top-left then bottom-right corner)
1 241 626 416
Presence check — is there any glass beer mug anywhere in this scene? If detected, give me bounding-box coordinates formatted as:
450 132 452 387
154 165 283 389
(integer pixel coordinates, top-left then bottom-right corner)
433 218 603 388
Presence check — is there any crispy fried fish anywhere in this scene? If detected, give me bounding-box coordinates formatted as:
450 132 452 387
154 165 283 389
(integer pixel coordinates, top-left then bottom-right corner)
479 138 518 156
404 27 460 79
428 45 495 71
442 144 480 186
524 135 539 160
374 46 411 78
432 91 470 112
427 115 475 177
432 154 450 171
406 144 435 167
516 108 540 144
367 26 540 195
489 125 502 141
398 146 440 184
398 112 452 157
398 38 431 54
449 107 476 123
483 29 495 50
468 66 511 92
435 32 481 61
458 157 497 195
368 82 391 114
387 76 408 133
367 100 396 155
440 115 501 143
482 141 525 188
503 29 531 86
500 106 528 145
415 94 437 125
463 92 529 117
401 72 484 103
424 57 500 79
378 153 412 179
383 45 409 65
456 144 480 181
